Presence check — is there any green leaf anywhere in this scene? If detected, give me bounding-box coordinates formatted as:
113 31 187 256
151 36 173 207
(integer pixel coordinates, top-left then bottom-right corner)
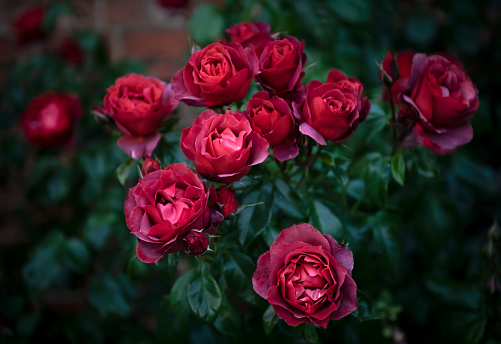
157 295 189 343
127 255 150 281
327 0 371 23
43 2 71 31
89 274 135 317
304 324 318 344
62 238 90 274
352 290 380 322
16 312 40 337
371 212 399 274
318 151 336 167
391 151 405 186
188 263 222 323
365 155 390 209
223 250 257 304
155 252 180 286
309 201 344 239
170 269 194 313
83 212 117 250
273 180 304 219
115 157 135 186
263 305 279 336
425 278 480 310
188 3 224 46
464 317 487 344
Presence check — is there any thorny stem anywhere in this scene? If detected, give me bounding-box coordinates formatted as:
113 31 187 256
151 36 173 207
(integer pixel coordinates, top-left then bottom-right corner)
387 85 398 155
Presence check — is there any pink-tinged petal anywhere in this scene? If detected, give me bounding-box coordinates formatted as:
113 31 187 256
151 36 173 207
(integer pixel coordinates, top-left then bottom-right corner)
273 140 299 162
129 207 145 233
117 132 162 160
252 251 271 299
171 68 206 107
299 122 327 145
292 101 304 121
329 275 358 320
323 235 354 275
136 240 165 263
407 53 428 91
271 224 331 252
418 120 473 153
272 305 310 327
124 186 139 226
161 82 179 112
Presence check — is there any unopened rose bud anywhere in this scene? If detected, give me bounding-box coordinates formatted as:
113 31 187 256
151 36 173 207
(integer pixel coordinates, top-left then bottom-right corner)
141 156 161 176
209 185 238 218
183 230 209 256
379 52 400 86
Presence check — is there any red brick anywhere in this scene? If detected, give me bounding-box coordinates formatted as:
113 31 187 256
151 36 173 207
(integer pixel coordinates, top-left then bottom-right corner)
124 29 189 60
107 0 148 24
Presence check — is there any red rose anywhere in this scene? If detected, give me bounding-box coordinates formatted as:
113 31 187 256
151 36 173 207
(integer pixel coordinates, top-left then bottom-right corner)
94 74 178 159
12 6 47 45
296 80 370 145
381 51 415 105
156 0 188 9
253 223 357 328
401 53 479 154
58 38 84 66
21 93 81 148
180 109 269 183
124 163 211 263
183 230 210 255
246 91 298 161
141 156 162 176
226 21 272 50
209 185 238 218
171 41 259 108
257 36 306 93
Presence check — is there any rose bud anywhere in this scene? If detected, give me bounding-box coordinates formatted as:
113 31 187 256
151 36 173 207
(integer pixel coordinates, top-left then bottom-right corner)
183 230 209 255
124 163 211 263
93 74 178 159
171 41 259 108
401 53 479 154
21 93 82 148
141 156 161 176
58 37 84 66
209 185 238 218
180 109 269 183
253 223 357 328
257 36 306 93
246 91 298 161
226 21 273 51
379 52 399 85
12 6 47 45
381 51 415 105
295 80 370 145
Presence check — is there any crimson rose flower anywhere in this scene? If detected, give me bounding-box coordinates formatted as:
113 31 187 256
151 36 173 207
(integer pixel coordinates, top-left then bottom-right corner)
253 223 357 328
209 185 238 218
172 41 259 108
181 109 269 183
58 38 84 66
12 6 47 45
93 74 178 159
296 80 369 144
141 156 162 176
246 91 298 161
257 36 306 93
156 0 188 9
183 230 209 255
21 93 81 148
124 163 211 263
226 21 272 50
401 53 479 154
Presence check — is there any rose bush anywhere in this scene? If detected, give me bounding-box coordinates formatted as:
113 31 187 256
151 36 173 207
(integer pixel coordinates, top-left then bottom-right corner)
124 163 211 263
400 53 479 154
172 41 259 108
12 6 47 45
253 223 358 328
180 109 269 183
94 73 178 159
21 93 82 148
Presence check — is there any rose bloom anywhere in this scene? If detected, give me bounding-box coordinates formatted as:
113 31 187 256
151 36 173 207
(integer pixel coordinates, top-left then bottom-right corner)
253 223 357 328
12 6 46 45
226 21 272 51
172 41 259 108
58 37 84 66
257 36 306 93
209 185 238 218
94 74 178 159
181 109 269 183
124 163 211 263
183 230 209 255
296 79 370 144
246 91 298 161
21 93 81 148
401 53 479 154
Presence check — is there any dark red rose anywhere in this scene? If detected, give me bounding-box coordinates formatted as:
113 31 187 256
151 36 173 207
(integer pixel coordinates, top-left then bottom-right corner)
226 21 272 50
141 156 162 176
181 109 269 183
209 185 238 218
58 38 84 65
401 53 479 154
246 91 298 161
93 74 178 159
12 6 47 45
156 0 188 9
257 36 306 93
296 80 370 145
253 223 357 328
124 163 211 263
172 41 259 108
183 230 209 255
21 93 81 148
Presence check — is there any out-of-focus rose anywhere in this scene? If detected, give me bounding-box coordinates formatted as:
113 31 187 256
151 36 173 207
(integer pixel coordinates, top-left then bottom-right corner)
93 74 178 159
124 163 211 263
58 38 84 66
172 41 259 108
252 223 357 328
181 109 269 183
141 156 162 176
21 93 81 148
12 6 47 45
209 185 238 218
156 0 188 9
183 230 209 255
226 21 272 51
257 36 306 93
401 53 479 154
246 91 298 161
295 80 369 145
